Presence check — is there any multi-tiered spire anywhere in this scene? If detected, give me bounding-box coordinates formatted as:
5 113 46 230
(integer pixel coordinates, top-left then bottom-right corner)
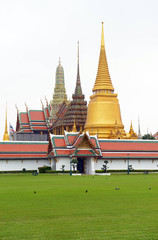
3 104 9 141
50 59 68 121
74 42 82 96
93 22 114 92
51 43 87 134
85 22 127 139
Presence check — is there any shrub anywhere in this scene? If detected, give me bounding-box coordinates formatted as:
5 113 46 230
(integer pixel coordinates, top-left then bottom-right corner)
38 166 51 173
95 170 105 173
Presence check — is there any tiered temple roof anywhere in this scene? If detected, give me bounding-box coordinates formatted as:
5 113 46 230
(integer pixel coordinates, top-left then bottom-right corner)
1 131 158 160
15 100 51 140
48 131 101 158
50 43 87 134
0 141 48 159
48 131 158 159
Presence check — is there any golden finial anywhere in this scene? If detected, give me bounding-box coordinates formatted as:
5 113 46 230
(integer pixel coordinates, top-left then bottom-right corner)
129 121 134 134
101 22 105 48
72 117 77 132
3 103 10 141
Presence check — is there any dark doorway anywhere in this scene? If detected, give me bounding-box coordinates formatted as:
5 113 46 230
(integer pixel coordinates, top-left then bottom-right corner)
77 158 84 173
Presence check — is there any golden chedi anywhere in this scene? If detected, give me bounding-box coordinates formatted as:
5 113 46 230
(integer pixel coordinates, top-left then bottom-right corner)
3 104 10 141
85 22 127 139
126 122 137 139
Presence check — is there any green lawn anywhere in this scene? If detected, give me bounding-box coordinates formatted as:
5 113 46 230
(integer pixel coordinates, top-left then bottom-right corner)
0 174 158 239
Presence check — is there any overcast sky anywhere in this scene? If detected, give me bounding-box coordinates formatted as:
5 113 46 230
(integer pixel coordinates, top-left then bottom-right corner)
0 0 158 139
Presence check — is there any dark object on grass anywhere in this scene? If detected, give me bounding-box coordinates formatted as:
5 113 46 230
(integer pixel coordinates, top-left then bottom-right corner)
34 191 36 194
85 190 88 193
149 187 151 189
32 172 38 176
115 188 120 190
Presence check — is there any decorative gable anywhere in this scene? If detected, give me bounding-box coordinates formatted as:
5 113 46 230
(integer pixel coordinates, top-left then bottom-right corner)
48 132 101 158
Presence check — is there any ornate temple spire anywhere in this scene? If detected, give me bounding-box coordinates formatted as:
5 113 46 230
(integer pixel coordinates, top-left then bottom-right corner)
59 57 61 65
51 43 87 134
93 22 114 92
138 116 141 139
3 104 9 141
74 42 82 96
50 59 68 121
128 121 138 139
129 121 134 135
85 22 126 139
72 118 77 132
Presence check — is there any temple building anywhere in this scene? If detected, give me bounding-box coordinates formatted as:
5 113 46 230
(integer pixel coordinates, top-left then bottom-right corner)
13 23 137 140
2 23 158 174
50 59 68 122
1 130 158 173
14 100 50 141
85 23 137 139
50 43 87 134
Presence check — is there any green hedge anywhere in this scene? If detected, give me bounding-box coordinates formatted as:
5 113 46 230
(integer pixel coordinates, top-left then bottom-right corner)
95 170 105 173
45 170 79 174
38 166 51 173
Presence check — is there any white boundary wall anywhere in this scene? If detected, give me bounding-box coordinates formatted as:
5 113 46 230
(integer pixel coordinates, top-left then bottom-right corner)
95 159 158 171
0 159 50 171
2 158 157 173
55 157 70 171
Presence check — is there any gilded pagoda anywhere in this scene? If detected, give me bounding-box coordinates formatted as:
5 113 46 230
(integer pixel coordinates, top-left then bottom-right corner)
85 23 137 139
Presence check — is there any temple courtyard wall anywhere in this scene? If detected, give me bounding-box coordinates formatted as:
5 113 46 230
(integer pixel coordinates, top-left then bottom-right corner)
50 157 158 174
0 159 50 171
0 158 158 172
95 159 158 171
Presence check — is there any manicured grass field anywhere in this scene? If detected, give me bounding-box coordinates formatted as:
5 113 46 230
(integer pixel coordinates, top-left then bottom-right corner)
0 174 158 239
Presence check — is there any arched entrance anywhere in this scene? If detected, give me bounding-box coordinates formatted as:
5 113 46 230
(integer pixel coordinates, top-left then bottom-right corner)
77 158 84 173
76 157 94 174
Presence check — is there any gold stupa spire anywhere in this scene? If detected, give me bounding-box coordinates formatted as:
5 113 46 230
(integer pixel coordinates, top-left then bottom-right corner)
129 121 134 135
3 104 10 141
72 118 77 132
128 121 138 139
93 22 114 92
85 22 126 139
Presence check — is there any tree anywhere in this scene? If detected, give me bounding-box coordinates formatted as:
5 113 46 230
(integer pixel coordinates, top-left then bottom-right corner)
101 160 109 173
61 165 65 172
142 134 155 140
71 158 78 172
